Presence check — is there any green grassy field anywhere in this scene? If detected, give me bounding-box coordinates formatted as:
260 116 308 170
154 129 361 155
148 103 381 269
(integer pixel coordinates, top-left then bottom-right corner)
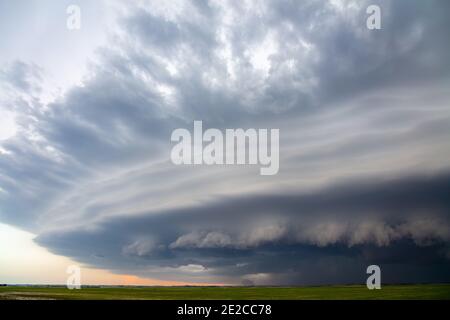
1 284 450 300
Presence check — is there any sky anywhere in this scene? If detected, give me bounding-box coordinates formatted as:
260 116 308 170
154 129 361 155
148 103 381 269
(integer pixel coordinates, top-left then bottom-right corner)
0 0 450 286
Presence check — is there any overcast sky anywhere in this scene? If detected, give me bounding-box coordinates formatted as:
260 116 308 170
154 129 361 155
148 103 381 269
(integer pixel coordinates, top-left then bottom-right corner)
1 0 450 285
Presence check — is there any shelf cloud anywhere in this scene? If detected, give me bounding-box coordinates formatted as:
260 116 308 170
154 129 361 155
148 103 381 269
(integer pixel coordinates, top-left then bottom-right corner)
1 0 450 284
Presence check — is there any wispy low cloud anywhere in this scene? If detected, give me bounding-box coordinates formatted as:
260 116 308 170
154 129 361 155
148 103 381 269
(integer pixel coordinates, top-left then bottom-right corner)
1 0 450 284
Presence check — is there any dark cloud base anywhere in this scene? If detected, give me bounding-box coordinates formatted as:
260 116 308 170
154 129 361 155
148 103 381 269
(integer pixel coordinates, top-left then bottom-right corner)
36 172 450 285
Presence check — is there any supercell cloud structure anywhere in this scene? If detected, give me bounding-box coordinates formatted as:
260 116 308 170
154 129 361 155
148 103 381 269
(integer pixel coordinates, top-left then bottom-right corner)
1 0 450 285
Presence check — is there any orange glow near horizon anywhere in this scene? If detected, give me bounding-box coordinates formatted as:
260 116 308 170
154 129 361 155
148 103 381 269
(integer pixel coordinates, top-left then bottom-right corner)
0 223 223 286
115 274 224 287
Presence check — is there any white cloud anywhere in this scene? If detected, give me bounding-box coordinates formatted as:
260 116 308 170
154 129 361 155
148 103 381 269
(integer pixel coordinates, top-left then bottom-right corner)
0 109 17 141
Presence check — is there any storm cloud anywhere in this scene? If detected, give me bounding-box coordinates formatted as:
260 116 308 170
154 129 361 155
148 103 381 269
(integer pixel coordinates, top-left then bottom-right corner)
35 172 450 284
1 0 450 284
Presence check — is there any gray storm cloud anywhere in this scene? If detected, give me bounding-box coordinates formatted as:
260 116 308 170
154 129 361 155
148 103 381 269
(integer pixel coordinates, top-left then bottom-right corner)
35 173 450 284
1 0 450 284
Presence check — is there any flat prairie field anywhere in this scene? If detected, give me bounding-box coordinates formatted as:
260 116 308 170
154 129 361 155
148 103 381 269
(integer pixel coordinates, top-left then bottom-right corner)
0 284 450 300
